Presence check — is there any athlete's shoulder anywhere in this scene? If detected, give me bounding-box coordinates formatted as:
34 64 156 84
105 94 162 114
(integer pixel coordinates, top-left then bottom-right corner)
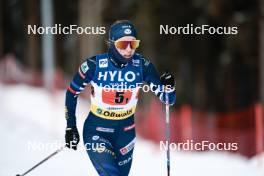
134 53 151 67
83 55 96 65
79 55 98 77
80 55 95 69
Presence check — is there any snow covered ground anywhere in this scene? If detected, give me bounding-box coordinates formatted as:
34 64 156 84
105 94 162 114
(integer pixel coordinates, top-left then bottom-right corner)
0 84 263 176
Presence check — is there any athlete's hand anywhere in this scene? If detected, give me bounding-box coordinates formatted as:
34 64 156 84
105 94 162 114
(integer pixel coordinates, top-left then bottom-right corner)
160 71 176 105
65 126 80 150
160 71 175 88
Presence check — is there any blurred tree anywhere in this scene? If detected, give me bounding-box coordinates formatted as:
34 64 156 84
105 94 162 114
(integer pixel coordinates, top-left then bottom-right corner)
2 0 25 60
260 0 264 104
40 0 55 90
204 0 258 111
54 0 79 75
24 0 40 71
79 0 105 60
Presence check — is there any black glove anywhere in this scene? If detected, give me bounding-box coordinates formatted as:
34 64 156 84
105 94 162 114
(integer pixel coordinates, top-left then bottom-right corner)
65 126 80 150
160 71 175 88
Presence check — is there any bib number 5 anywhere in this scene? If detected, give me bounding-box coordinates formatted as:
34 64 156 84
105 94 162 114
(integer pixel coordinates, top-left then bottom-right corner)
102 90 132 105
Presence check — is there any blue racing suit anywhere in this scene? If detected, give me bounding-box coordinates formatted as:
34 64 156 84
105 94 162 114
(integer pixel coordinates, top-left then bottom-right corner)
65 53 176 176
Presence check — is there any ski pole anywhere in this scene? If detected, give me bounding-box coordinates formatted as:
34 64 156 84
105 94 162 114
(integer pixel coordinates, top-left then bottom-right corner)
165 91 171 176
16 145 66 176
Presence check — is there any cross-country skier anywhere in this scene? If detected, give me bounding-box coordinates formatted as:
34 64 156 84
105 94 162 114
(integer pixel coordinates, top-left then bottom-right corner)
65 20 176 176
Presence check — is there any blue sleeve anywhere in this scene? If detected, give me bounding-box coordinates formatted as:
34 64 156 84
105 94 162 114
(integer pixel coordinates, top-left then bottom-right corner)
65 56 96 127
142 58 176 105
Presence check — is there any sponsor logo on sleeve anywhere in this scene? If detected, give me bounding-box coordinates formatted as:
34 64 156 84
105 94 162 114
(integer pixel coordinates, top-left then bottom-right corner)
80 62 89 73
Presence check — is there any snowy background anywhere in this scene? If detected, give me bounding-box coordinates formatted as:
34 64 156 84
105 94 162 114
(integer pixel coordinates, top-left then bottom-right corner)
0 84 263 176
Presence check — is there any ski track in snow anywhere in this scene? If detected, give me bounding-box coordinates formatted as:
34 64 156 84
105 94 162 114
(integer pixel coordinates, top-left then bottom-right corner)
0 84 263 176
